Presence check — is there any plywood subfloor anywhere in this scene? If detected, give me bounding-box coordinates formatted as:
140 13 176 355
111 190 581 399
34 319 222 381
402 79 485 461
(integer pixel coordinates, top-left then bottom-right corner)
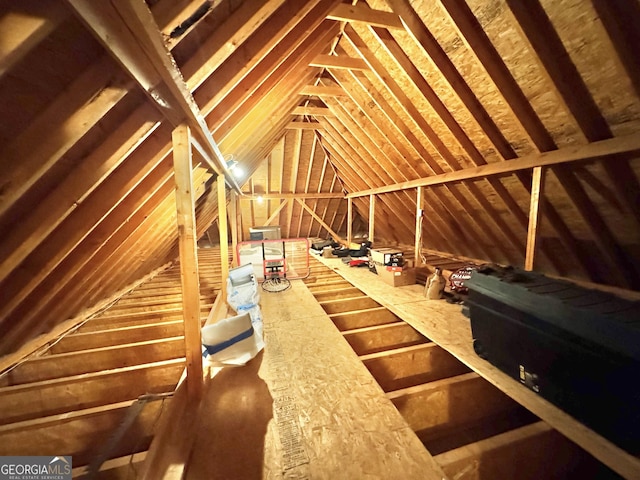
185 277 447 480
312 254 640 480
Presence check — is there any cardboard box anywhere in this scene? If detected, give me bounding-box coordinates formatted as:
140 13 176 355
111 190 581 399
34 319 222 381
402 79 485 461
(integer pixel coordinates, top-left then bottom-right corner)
370 248 403 265
377 266 416 287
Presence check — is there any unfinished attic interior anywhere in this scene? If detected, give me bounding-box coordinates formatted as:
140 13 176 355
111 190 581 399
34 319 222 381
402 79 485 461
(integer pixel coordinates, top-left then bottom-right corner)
1 0 640 478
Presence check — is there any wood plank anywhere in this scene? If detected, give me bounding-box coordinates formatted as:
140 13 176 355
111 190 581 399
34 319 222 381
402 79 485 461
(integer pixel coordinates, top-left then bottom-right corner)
0 359 184 425
435 421 615 480
7 337 185 385
311 286 365 302
343 322 427 356
314 255 640 479
347 132 640 197
387 372 519 439
368 194 376 243
291 106 333 116
328 307 400 330
309 53 369 70
362 343 472 392
327 3 403 29
285 121 323 130
319 296 381 315
0 401 163 468
525 166 546 271
50 321 184 353
172 125 204 400
299 85 346 97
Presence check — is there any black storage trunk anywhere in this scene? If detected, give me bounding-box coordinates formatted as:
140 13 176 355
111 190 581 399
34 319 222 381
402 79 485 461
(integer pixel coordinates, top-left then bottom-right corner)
465 266 640 454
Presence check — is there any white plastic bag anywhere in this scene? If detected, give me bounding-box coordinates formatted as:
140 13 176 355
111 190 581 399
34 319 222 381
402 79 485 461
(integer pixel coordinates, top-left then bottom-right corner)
201 312 264 366
227 264 264 341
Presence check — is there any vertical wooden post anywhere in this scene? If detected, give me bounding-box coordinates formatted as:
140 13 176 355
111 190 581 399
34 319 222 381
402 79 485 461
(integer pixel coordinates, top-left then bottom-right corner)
415 186 423 266
172 124 203 399
368 194 375 243
347 197 353 246
218 175 229 299
229 190 239 268
525 166 546 271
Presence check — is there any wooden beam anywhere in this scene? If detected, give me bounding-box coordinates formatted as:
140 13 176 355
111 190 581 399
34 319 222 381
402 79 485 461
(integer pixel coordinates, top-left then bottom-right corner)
229 191 239 268
310 53 369 70
525 167 546 271
217 176 230 299
347 133 640 197
415 186 423 266
435 421 602 480
285 121 323 130
291 106 333 116
247 193 343 199
387 372 519 440
264 199 289 226
295 199 345 244
347 197 353 245
361 343 471 392
299 85 346 97
327 2 403 29
172 125 203 400
7 337 184 385
66 0 240 191
368 194 375 243
342 322 425 356
0 359 184 425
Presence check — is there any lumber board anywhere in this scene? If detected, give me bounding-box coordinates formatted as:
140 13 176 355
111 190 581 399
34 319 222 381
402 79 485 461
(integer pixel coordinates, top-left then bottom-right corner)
313 255 640 479
311 286 365 301
0 400 165 468
328 307 399 330
0 358 184 425
435 421 616 480
318 296 381 314
387 372 518 438
342 321 428 355
50 321 184 353
361 343 471 392
7 337 185 385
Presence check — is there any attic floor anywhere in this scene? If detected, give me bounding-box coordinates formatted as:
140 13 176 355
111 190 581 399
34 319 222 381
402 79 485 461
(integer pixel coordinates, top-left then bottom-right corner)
184 271 446 479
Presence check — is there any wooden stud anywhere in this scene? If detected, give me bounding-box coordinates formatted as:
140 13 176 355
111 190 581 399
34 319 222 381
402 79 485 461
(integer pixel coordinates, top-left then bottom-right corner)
415 187 423 266
229 191 239 268
347 197 353 245
217 176 229 299
172 125 203 400
525 167 546 271
369 194 375 243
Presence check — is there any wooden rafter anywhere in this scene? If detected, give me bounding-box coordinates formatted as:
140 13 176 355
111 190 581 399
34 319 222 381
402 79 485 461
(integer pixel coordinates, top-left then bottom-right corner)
310 53 369 71
347 133 640 197
327 3 403 29
65 0 240 190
